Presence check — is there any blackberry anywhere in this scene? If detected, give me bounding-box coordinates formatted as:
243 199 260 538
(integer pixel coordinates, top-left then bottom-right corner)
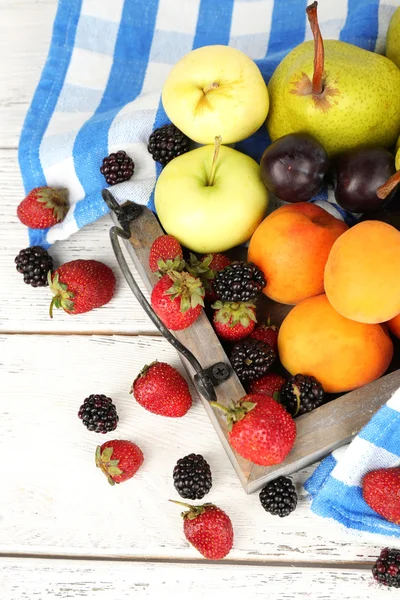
213 261 266 303
15 246 53 287
148 124 190 165
78 394 119 433
372 548 400 587
100 150 134 185
230 338 276 382
173 453 212 500
259 476 297 517
279 374 324 417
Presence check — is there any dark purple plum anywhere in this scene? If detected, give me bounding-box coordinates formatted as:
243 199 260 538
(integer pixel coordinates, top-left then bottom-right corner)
333 147 396 213
260 133 329 202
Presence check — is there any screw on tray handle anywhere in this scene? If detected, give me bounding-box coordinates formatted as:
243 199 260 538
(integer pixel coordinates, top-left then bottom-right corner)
102 189 232 402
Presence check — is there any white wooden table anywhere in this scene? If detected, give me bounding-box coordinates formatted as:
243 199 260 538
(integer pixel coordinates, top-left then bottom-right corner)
0 2 393 597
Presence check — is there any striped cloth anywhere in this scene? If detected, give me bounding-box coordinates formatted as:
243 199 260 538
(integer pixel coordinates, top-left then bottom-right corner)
305 387 400 538
19 0 398 248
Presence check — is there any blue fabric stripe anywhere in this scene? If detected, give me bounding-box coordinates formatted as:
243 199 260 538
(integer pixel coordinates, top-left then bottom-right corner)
304 454 337 497
358 405 400 456
72 0 159 229
193 0 234 48
309 477 400 538
340 0 380 50
265 0 308 77
18 0 82 247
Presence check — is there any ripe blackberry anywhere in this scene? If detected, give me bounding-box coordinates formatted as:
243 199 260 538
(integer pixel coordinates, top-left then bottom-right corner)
78 394 119 433
372 548 400 587
100 150 134 185
213 261 266 303
173 453 212 500
148 124 190 165
280 374 324 417
259 476 297 517
15 246 53 287
230 338 276 382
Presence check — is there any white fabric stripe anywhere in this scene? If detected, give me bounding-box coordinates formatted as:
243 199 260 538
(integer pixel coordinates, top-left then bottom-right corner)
375 0 399 53
386 386 400 412
81 0 124 23
155 0 200 34
304 0 348 41
230 0 274 37
40 0 124 215
332 436 400 488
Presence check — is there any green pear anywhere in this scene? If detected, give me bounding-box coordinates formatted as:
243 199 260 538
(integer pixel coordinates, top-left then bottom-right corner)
386 7 400 69
267 2 400 156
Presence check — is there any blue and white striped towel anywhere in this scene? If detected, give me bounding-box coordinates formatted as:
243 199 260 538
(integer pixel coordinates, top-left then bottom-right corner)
305 387 400 538
19 0 398 248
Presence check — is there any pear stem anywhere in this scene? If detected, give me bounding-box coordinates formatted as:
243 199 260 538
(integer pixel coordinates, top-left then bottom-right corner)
203 81 219 95
306 2 325 95
208 135 222 187
209 401 230 414
376 171 400 200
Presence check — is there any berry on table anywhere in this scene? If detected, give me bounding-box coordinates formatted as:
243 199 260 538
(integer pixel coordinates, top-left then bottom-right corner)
212 261 266 303
259 476 297 517
132 361 192 417
250 321 279 352
48 259 116 317
170 501 233 560
372 548 400 587
17 186 68 229
279 374 325 417
148 234 185 275
148 124 190 165
212 301 256 342
15 246 53 287
95 440 144 485
78 394 119 433
150 271 204 330
230 338 276 382
173 454 212 500
249 373 286 396
100 150 134 185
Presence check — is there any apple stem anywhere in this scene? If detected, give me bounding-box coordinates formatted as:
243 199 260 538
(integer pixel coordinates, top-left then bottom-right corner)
306 2 325 96
203 81 219 95
208 135 222 187
376 170 400 200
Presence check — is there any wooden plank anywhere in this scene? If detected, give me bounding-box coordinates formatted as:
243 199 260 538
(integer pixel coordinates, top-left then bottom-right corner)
0 333 389 563
0 557 383 600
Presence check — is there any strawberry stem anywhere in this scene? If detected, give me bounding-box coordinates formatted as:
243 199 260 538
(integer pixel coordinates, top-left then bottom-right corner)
306 2 324 96
376 170 400 199
208 136 222 187
209 401 230 414
49 296 57 319
169 500 193 509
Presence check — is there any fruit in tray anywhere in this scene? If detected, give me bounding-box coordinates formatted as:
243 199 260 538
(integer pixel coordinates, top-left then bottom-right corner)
211 395 296 466
131 361 192 418
148 234 185 275
187 252 231 303
278 294 393 393
212 301 256 342
150 271 204 330
388 313 400 339
260 133 329 202
324 221 400 324
155 139 268 253
386 6 400 68
332 147 397 213
230 338 276 383
267 2 400 155
162 45 269 145
248 203 348 305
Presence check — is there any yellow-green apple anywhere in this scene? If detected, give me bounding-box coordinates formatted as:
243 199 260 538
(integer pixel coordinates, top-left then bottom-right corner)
162 45 269 144
155 140 269 253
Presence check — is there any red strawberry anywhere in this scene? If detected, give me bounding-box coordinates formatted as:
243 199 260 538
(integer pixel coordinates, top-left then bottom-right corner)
250 321 279 352
148 235 185 275
48 260 116 317
211 394 296 466
131 361 192 417
171 501 233 560
17 186 68 229
187 253 231 303
151 272 204 330
95 440 144 485
212 301 256 342
363 468 400 524
249 373 286 396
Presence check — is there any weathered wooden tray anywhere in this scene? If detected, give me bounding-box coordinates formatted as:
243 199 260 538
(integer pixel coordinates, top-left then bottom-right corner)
106 194 400 494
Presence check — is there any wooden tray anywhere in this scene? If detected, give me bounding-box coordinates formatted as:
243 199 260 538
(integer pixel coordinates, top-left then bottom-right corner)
107 196 400 494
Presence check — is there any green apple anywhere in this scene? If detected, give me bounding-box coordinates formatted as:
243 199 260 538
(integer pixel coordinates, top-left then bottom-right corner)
155 142 269 253
162 45 269 145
